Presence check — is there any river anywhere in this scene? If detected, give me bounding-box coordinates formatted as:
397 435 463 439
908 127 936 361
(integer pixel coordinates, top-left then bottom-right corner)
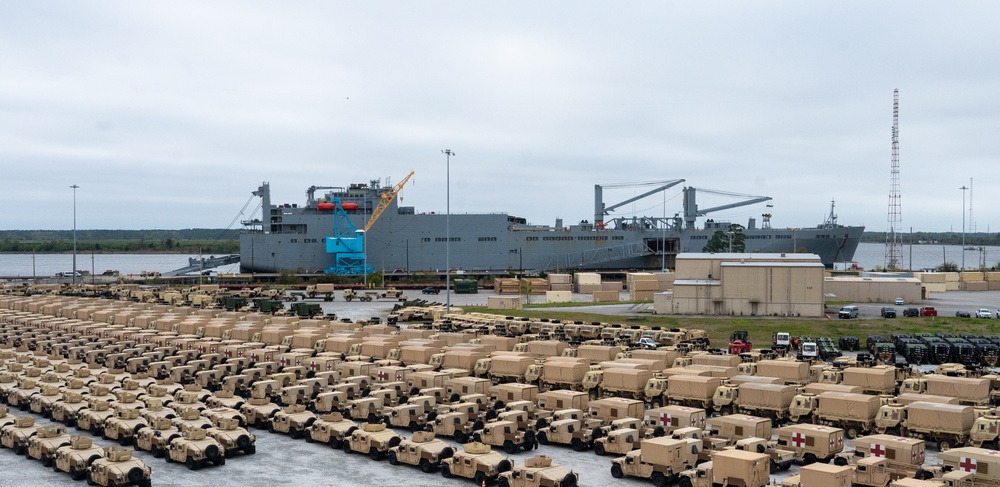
0 243 997 279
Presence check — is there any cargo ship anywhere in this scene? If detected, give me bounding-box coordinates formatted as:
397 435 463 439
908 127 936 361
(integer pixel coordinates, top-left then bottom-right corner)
239 178 863 274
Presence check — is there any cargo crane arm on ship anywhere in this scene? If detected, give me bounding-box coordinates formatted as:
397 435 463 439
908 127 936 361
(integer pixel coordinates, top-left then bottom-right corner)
306 186 341 207
594 179 685 227
682 187 772 229
365 170 414 232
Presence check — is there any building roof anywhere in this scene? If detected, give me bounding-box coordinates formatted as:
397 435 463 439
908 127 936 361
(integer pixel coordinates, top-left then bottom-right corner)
677 252 822 262
673 279 721 286
721 261 826 268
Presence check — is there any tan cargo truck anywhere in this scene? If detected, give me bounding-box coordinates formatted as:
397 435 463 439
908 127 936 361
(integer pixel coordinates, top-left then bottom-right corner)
610 436 702 487
842 366 898 396
713 382 796 420
538 358 591 392
775 423 844 464
875 401 974 449
840 434 927 480
536 390 589 413
970 413 1000 449
790 391 882 437
801 382 864 395
665 375 723 411
591 368 654 401
707 415 772 443
752 359 812 385
901 375 990 406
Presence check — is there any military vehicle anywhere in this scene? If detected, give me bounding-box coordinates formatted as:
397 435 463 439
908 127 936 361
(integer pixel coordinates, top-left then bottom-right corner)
938 447 1000 486
54 435 105 480
166 425 226 469
432 410 484 444
387 430 455 473
86 446 152 487
205 416 256 457
477 419 537 454
536 417 594 452
875 401 974 450
836 435 929 481
240 397 282 429
440 441 513 486
76 399 115 436
1 415 40 455
26 424 71 466
610 436 702 487
135 417 181 458
51 391 89 426
593 426 642 456
343 422 403 460
268 404 317 439
0 406 15 429
497 454 579 487
677 449 770 487
103 406 149 446
774 423 844 464
306 412 358 448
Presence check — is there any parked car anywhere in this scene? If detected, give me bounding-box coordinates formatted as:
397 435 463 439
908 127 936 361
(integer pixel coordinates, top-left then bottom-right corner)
838 306 859 319
880 307 897 318
977 309 993 319
636 338 658 350
421 287 440 295
956 310 972 318
919 306 937 317
895 297 905 305
902 308 920 317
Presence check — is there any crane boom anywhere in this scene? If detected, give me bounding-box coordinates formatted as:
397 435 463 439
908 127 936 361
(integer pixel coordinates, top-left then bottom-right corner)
366 171 414 232
594 179 685 225
682 187 772 229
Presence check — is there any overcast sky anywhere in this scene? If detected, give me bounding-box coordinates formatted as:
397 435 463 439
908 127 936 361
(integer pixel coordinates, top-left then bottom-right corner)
2 2 998 235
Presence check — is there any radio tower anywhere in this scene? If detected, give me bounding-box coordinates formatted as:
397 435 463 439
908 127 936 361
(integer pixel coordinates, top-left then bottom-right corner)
884 89 903 271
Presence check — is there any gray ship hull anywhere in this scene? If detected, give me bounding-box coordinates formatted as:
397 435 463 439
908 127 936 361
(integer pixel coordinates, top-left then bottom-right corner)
239 182 863 274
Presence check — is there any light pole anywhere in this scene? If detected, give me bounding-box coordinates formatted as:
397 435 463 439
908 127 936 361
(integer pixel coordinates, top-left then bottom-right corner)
961 185 968 271
71 184 79 285
442 149 454 314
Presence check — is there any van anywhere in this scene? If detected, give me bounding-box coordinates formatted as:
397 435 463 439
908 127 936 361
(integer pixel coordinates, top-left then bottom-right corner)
838 306 859 319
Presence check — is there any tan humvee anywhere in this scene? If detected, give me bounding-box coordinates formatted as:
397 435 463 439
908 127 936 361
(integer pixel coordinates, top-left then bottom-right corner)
77 399 115 435
205 390 245 410
307 412 358 448
54 435 104 480
29 383 62 416
310 390 348 414
51 391 88 426
104 406 149 446
240 397 282 429
594 427 642 456
0 406 14 429
135 417 180 458
201 407 246 429
171 406 212 430
344 421 403 460
8 377 40 410
677 449 771 487
268 404 317 439
388 430 456 473
384 402 428 431
441 441 514 485
478 420 537 454
27 424 71 465
138 398 177 425
166 425 226 469
1 415 40 454
536 418 593 452
345 396 384 423
497 454 580 487
206 416 256 456
87 446 151 487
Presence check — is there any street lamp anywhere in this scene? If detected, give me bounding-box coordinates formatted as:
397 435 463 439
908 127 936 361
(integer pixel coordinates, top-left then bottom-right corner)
961 185 968 271
442 149 454 314
71 184 79 285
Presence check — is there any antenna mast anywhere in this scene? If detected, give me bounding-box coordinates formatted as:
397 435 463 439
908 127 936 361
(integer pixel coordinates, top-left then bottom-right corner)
969 177 974 233
884 89 903 271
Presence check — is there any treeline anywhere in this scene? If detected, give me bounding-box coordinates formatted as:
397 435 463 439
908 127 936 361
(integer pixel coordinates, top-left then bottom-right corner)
0 229 238 254
862 231 1000 246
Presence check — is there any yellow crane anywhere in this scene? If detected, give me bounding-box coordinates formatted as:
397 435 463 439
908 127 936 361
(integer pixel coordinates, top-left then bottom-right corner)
365 170 414 232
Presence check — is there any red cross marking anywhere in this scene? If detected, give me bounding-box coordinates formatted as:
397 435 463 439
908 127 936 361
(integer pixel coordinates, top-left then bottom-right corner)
280 357 287 367
960 457 977 473
870 444 886 457
309 362 318 371
198 346 204 353
176 343 182 350
660 413 671 425
250 353 258 361
829 437 836 449
988 450 1000 456
377 371 387 381
894 438 909 442
814 426 828 431
224 350 232 358
912 448 919 462
396 373 403 381
690 417 697 426
791 432 806 448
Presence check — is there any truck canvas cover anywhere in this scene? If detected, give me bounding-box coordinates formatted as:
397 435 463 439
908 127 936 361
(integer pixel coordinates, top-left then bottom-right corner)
542 359 589 382
576 345 622 363
739 383 796 408
668 375 723 398
756 360 810 381
691 354 741 368
906 401 975 433
603 368 654 390
817 392 881 420
924 375 990 404
842 367 895 392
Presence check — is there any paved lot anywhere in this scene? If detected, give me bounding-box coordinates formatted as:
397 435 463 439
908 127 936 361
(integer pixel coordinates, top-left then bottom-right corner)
2 289 995 486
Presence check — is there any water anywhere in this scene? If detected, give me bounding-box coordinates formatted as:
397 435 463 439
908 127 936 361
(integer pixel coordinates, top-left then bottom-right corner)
852 242 1000 271
0 244 996 278
0 253 241 278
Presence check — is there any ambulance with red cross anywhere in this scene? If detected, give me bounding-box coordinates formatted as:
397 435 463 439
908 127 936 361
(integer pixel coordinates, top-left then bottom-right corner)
939 447 1000 486
643 405 707 438
775 423 844 464
839 434 931 479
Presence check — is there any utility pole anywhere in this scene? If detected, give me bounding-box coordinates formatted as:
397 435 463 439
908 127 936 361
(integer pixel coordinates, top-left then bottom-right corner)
442 149 454 314
961 184 968 271
71 184 79 285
